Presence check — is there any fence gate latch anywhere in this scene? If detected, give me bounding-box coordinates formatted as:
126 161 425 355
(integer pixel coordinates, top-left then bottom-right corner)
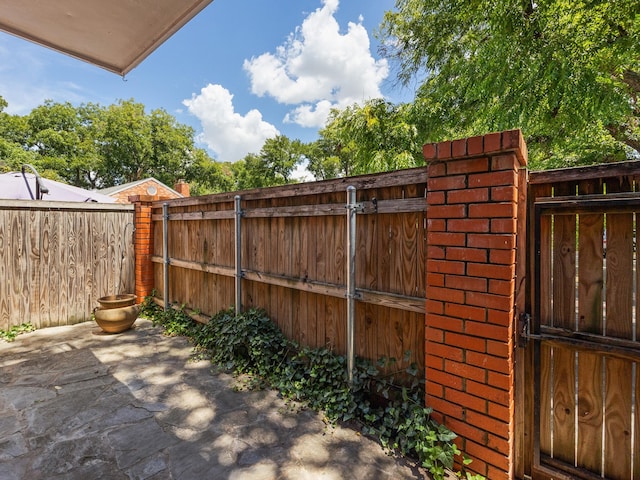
518 312 531 347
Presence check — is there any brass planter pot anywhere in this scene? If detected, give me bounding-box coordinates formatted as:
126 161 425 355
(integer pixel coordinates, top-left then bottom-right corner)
97 294 137 309
95 293 138 333
94 304 139 333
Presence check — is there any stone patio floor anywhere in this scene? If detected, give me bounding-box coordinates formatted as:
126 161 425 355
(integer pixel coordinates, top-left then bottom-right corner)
0 319 432 479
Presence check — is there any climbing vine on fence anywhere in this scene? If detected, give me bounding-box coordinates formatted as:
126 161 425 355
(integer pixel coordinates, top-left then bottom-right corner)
140 298 483 480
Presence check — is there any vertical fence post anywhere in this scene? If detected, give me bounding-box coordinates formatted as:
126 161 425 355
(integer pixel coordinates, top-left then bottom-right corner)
162 202 170 311
235 195 242 314
423 130 528 479
346 186 357 384
131 196 155 304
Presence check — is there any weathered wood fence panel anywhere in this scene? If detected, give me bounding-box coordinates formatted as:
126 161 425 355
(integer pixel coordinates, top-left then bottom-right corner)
150 168 427 371
0 200 135 330
524 161 640 479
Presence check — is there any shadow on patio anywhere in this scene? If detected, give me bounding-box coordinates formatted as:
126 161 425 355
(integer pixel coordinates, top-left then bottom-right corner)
0 319 430 479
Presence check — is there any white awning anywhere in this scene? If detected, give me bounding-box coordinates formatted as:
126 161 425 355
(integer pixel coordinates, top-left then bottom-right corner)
0 0 213 75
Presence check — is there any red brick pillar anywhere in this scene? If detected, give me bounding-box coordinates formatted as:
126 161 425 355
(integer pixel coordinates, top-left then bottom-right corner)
130 195 156 304
423 130 527 479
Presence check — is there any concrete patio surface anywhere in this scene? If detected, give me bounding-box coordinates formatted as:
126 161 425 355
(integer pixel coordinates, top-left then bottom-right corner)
0 319 431 479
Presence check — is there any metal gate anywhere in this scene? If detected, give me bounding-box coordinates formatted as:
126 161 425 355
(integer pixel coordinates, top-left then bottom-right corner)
520 164 640 479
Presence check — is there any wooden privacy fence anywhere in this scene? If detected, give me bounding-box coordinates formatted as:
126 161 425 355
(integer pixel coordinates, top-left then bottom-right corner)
149 168 427 372
0 200 135 330
520 161 640 480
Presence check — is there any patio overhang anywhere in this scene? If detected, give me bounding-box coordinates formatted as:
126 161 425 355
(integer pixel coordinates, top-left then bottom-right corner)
0 0 213 75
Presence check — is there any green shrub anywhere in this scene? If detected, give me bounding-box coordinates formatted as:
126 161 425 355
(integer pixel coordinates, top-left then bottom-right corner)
0 323 34 342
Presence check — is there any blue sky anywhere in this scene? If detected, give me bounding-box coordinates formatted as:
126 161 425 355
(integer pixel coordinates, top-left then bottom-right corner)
0 0 413 164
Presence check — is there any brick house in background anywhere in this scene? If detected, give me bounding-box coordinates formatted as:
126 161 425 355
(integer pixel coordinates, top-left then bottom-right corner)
99 177 190 203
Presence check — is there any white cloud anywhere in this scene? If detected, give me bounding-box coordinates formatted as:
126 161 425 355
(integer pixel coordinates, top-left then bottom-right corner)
243 0 388 128
291 158 312 183
183 84 279 163
284 100 334 128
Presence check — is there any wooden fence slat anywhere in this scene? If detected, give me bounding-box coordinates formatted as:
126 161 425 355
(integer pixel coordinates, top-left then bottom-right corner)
66 212 78 321
576 169 604 339
305 217 318 348
539 343 553 457
577 210 603 334
50 212 63 326
358 206 378 290
27 209 40 327
604 357 632 479
0 212 8 330
59 211 70 323
605 177 635 341
12 212 28 326
298 290 309 346
534 185 553 327
552 183 577 329
552 346 576 466
576 351 603 473
605 211 634 339
39 211 52 328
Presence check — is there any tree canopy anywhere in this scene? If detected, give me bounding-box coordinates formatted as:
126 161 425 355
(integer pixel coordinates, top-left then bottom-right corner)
380 0 640 168
310 99 424 178
0 98 232 193
233 136 307 190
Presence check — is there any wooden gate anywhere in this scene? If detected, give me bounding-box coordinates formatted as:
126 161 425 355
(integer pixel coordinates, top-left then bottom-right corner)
520 161 640 479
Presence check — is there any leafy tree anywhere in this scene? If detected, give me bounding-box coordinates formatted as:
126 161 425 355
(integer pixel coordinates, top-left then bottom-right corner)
233 135 305 189
380 0 640 168
0 97 226 193
233 153 270 190
304 138 343 180
260 135 305 184
91 99 205 188
0 98 34 172
148 108 196 184
314 99 423 177
0 140 37 173
26 101 101 187
93 99 153 186
185 149 235 195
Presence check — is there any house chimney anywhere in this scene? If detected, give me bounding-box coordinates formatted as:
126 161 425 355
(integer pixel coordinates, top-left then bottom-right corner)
174 179 190 197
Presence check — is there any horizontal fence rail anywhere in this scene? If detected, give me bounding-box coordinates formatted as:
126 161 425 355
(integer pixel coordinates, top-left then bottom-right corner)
0 200 135 330
150 168 428 373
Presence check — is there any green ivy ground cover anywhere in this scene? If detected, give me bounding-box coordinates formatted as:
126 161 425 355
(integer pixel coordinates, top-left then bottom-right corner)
140 298 483 480
0 323 34 342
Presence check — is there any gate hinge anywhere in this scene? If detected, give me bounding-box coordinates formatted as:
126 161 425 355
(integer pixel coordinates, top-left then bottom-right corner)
518 312 531 347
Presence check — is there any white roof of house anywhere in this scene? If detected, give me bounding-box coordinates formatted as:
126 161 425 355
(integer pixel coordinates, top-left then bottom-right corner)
0 172 116 203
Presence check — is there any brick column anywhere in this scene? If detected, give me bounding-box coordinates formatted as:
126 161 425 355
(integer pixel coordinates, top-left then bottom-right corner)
130 195 156 304
423 130 527 479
